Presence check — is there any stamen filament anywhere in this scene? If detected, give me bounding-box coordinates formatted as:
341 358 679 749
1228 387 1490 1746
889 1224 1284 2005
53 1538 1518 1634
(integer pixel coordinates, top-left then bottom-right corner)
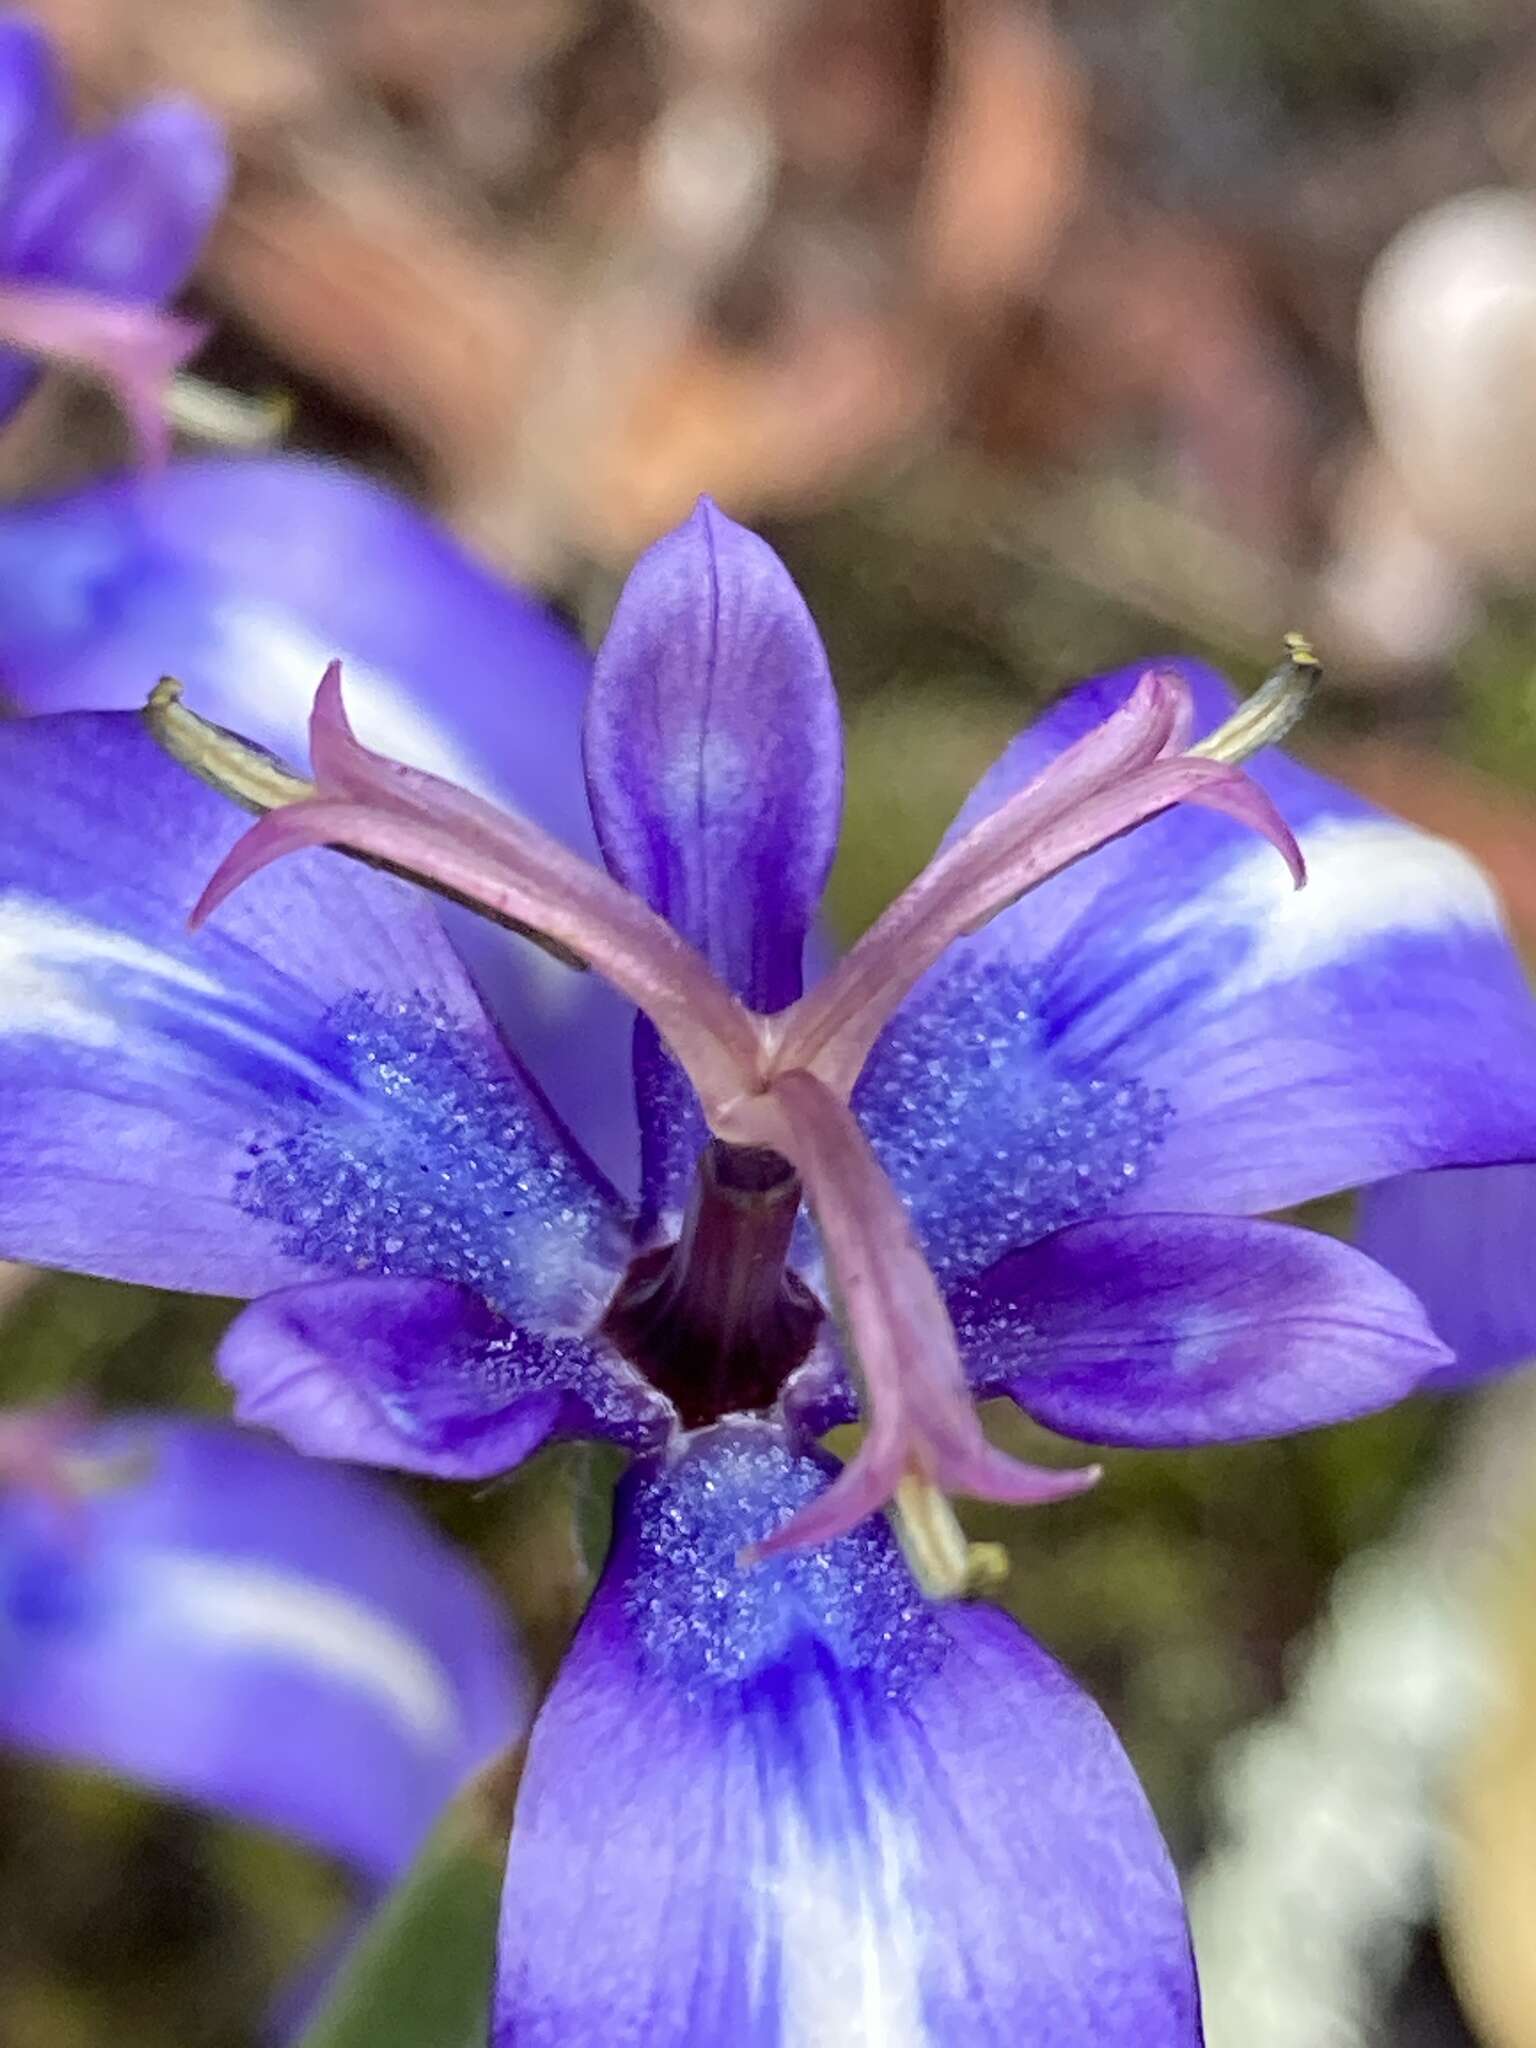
773 677 1303 1099
146 679 587 969
740 1068 1098 1563
160 666 767 1124
0 279 208 468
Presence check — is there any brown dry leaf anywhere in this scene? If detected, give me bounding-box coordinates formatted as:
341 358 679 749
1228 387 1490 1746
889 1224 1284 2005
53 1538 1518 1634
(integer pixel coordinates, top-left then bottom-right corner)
31 0 323 129
210 163 550 468
332 0 587 102
561 311 940 561
912 0 1085 316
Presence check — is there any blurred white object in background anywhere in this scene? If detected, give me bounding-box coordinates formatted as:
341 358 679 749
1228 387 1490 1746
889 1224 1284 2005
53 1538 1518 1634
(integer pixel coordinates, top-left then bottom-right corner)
1191 1377 1536 2047
1361 189 1536 578
1318 449 1478 678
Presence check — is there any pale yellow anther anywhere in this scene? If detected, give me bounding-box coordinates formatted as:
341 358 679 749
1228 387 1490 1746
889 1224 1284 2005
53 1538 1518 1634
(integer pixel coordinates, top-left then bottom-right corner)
165 373 294 450
143 679 589 969
894 1473 1009 1600
1188 634 1322 766
144 677 316 814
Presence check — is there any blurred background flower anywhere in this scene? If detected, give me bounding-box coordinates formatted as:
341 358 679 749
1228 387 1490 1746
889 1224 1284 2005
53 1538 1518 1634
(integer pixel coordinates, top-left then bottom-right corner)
7 0 1536 2043
0 1406 525 2046
0 11 224 460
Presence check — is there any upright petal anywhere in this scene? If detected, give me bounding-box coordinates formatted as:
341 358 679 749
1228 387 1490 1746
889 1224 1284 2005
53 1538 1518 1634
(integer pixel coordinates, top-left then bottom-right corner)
1358 1165 1536 1388
954 1212 1449 1444
864 659 1536 1247
0 712 588 1296
583 498 842 1011
495 1424 1199 2048
584 500 843 1225
0 455 637 1180
0 1414 524 1884
9 99 226 300
219 1275 670 1478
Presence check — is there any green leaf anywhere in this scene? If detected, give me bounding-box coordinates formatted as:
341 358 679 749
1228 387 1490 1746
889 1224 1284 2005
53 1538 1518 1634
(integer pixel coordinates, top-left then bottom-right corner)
296 1751 522 2048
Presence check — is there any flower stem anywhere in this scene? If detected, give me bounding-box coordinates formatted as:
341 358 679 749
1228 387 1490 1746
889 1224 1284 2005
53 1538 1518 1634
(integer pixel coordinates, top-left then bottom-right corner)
295 1746 523 2048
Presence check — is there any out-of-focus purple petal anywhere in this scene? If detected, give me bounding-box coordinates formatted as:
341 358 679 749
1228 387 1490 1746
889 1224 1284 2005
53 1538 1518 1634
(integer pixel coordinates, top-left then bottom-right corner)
0 712 519 1295
867 659 1536 1247
219 1276 670 1477
0 13 64 423
9 99 227 301
1358 1165 1536 1388
583 498 842 1012
955 1212 1449 1444
0 460 588 808
0 455 637 1179
0 1414 525 1884
0 18 64 239
494 1423 1199 2047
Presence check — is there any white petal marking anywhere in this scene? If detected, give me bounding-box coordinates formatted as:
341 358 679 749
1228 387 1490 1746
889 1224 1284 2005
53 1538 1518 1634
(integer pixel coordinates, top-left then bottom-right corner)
1151 815 1502 997
766 1764 929 2047
0 892 224 1048
206 599 489 797
0 890 356 1105
205 601 588 1028
140 1548 461 1752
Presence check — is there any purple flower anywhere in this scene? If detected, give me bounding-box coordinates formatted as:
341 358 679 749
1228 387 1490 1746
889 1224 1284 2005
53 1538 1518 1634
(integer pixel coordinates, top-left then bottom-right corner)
1357 1163 1536 1386
0 12 226 458
0 1406 524 1885
0 451 633 1173
5 495 1535 2040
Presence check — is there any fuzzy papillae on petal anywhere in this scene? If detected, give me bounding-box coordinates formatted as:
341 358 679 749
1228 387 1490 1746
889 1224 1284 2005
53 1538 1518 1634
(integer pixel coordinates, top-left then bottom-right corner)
0 454 632 1176
219 1275 670 1478
905 657 1536 1217
0 711 496 1295
494 1427 1200 2048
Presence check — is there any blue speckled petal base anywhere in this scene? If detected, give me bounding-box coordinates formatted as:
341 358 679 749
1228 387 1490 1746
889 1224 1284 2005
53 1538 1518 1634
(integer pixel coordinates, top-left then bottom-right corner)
855 955 1170 1286
932 657 1536 1215
238 991 620 1325
494 1420 1201 2047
